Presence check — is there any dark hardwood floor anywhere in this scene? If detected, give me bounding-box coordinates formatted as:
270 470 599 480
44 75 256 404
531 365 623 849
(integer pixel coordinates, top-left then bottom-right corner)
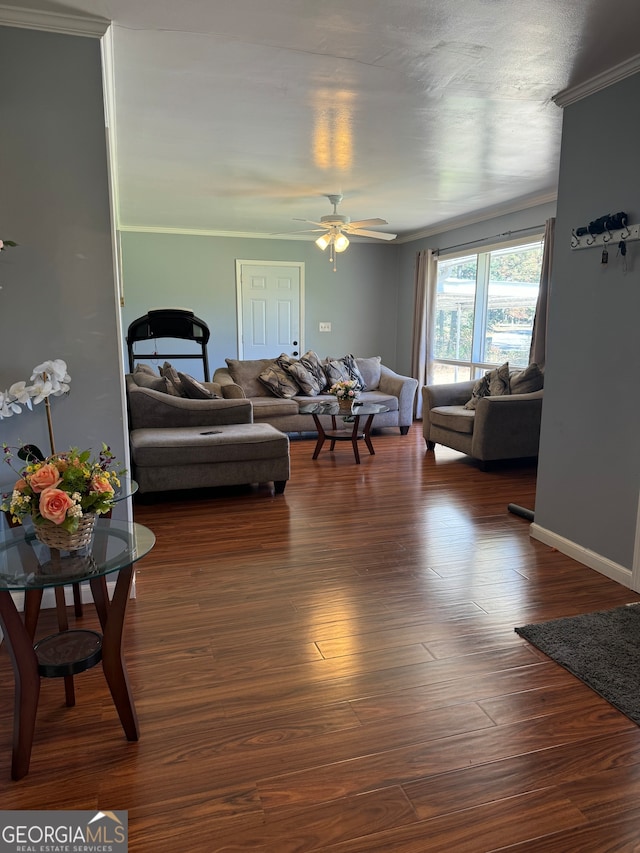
2 426 640 851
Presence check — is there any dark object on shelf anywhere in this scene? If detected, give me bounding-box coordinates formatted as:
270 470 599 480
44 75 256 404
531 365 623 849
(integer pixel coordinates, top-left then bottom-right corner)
126 308 211 380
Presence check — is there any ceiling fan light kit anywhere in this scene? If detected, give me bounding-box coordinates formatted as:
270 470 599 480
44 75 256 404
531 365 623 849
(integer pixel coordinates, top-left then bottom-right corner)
296 193 396 272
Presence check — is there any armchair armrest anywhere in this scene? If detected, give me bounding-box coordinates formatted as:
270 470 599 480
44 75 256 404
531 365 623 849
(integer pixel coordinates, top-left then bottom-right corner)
422 380 475 410
471 391 543 460
378 366 419 427
127 385 253 430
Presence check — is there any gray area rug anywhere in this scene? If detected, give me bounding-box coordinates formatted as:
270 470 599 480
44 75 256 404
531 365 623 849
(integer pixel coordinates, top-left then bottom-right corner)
515 604 640 726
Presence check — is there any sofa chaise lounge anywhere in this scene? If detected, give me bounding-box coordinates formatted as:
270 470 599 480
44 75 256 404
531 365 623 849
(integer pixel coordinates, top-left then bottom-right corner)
125 374 290 495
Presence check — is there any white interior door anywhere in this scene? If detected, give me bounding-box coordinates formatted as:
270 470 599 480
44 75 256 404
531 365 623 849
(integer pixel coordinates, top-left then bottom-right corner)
236 261 304 359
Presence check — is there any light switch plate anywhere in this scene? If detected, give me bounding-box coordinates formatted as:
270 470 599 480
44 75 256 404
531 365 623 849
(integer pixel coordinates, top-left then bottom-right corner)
319 322 331 332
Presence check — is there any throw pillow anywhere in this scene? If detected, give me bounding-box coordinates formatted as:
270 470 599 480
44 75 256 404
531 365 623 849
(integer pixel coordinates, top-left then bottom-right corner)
341 354 366 391
510 362 544 395
159 362 185 396
299 351 328 391
356 356 382 390
132 372 169 393
323 358 352 387
177 371 216 399
487 361 511 396
258 363 300 398
463 362 510 410
464 375 490 410
282 361 323 396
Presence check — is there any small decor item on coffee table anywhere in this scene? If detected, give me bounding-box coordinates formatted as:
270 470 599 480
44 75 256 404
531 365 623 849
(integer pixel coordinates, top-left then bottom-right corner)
1 445 123 550
329 379 359 412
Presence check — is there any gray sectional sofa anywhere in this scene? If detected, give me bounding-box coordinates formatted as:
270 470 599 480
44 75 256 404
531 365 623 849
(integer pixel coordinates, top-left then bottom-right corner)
213 354 418 435
125 374 290 494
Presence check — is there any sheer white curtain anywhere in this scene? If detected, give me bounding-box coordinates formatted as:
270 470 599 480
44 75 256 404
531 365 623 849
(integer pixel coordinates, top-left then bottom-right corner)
529 217 555 368
411 249 438 419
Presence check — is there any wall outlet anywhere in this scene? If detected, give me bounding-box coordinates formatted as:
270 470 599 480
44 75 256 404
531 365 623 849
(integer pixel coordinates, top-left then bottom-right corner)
319 322 331 332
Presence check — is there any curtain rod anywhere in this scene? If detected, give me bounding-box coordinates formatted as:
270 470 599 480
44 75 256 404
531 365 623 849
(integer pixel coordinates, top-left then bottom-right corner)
433 224 545 256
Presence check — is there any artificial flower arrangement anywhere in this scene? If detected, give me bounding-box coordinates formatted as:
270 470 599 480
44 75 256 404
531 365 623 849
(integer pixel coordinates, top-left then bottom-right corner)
328 379 359 400
1 444 121 533
0 358 70 421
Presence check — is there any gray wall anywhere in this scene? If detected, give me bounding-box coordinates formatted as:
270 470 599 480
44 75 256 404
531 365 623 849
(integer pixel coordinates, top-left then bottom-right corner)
120 232 400 376
0 26 126 501
534 73 640 569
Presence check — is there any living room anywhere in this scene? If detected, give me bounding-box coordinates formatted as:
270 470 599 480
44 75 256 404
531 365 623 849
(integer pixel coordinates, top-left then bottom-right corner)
1 3 640 849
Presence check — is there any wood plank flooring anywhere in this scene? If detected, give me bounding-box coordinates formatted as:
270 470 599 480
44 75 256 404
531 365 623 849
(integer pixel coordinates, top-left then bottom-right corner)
1 427 639 851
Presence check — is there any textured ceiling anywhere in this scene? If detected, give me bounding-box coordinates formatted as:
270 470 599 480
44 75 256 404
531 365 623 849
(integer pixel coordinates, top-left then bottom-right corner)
6 0 640 239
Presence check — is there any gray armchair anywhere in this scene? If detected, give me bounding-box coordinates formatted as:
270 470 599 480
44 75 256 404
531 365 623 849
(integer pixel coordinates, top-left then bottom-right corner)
422 380 543 465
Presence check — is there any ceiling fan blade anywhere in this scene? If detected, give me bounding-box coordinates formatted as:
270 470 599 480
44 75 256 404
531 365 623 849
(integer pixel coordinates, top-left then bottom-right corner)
347 218 388 229
349 228 397 241
293 218 325 226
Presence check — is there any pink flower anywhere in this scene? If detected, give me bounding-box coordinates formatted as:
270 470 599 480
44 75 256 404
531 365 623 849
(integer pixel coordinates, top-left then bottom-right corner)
39 487 74 525
29 463 62 493
90 474 114 495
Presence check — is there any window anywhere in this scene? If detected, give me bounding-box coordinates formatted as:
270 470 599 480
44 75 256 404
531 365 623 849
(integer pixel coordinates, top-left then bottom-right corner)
432 240 543 384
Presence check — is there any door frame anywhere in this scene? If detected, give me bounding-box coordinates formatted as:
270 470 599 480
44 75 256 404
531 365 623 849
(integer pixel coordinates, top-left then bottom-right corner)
235 259 305 359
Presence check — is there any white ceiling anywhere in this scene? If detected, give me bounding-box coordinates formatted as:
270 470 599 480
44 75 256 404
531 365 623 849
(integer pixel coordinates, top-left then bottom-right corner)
6 0 640 240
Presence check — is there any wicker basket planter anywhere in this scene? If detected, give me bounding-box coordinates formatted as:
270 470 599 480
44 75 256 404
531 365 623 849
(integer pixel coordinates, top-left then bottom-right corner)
33 513 97 551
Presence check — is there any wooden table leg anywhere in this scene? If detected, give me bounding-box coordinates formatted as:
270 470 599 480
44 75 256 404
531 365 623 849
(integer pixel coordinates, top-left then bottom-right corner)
311 414 327 459
350 415 362 464
90 566 139 741
363 414 376 456
0 590 41 780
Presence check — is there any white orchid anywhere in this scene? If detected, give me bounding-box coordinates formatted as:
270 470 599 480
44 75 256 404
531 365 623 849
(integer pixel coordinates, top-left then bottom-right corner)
31 359 71 396
0 360 71 419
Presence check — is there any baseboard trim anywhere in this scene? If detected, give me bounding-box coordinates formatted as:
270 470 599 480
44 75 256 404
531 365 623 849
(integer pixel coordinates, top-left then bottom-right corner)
530 523 632 588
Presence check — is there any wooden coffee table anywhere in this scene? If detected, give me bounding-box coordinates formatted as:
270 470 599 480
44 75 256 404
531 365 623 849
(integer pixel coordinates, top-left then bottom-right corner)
298 401 390 464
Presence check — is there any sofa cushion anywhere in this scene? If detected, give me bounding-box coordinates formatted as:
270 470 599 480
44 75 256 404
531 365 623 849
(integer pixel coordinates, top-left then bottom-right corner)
258 362 300 398
299 351 328 391
133 363 159 377
510 362 544 395
356 356 382 390
178 371 216 399
130 423 289 467
251 397 300 418
132 367 168 393
226 357 277 397
430 405 476 435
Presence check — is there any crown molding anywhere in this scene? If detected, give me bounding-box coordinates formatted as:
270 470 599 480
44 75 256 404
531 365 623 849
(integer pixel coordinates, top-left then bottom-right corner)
0 4 109 37
118 225 322 241
553 52 640 108
395 190 557 244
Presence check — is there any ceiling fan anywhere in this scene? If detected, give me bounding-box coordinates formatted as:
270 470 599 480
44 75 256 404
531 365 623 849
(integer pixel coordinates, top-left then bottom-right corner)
293 194 397 270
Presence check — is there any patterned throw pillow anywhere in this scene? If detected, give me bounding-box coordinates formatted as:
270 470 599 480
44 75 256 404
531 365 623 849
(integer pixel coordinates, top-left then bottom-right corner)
258 363 300 398
323 358 352 387
464 362 510 410
282 361 323 396
341 354 366 391
299 351 328 391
